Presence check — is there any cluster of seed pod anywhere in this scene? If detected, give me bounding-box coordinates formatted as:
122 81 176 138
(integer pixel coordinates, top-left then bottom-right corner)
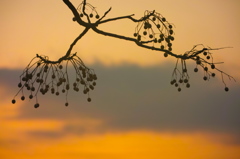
192 49 230 92
176 45 234 92
76 2 100 20
11 53 97 108
170 59 191 92
133 11 175 52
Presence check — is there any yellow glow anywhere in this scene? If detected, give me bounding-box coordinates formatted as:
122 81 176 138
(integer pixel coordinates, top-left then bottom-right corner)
1 130 240 159
0 96 239 159
1 91 240 159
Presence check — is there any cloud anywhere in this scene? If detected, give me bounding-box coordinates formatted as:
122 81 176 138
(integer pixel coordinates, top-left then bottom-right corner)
1 63 240 138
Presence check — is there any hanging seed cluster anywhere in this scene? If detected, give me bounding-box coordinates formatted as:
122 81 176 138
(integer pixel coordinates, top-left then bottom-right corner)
191 48 231 92
11 53 97 108
75 2 100 20
170 59 190 92
170 45 235 92
133 11 175 52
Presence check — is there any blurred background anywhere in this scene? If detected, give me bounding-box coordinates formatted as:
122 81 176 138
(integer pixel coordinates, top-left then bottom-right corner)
0 0 240 158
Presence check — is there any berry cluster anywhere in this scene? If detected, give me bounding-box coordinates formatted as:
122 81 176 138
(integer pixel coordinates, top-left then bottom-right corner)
75 2 100 20
171 45 234 92
133 11 175 53
170 59 190 92
192 49 230 91
12 53 97 108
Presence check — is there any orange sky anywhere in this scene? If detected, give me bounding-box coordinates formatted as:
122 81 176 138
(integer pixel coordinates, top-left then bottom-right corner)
0 0 240 159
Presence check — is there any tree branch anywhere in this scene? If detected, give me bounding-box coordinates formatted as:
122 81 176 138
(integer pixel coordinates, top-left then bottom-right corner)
91 26 184 59
12 0 235 108
63 0 88 26
97 10 155 25
37 27 90 64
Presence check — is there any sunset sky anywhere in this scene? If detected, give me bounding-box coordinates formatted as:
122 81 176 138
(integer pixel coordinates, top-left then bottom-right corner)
0 0 240 159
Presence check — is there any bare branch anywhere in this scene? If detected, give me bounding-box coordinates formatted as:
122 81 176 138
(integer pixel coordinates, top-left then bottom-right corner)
98 10 155 25
12 0 236 107
63 0 88 26
36 27 90 64
96 7 112 23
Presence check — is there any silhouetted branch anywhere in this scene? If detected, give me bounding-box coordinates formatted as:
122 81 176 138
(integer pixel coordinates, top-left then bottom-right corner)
96 7 112 23
12 0 235 108
63 0 88 26
98 10 155 24
36 27 90 64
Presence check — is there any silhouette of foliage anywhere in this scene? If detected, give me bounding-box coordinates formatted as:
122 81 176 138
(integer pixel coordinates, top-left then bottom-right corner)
12 0 235 108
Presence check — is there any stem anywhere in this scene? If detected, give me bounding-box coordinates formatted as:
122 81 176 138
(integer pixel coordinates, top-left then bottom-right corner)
98 10 155 24
37 27 90 64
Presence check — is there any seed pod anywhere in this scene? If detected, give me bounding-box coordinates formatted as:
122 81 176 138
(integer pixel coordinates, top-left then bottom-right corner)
12 99 16 104
93 74 97 80
66 84 70 90
204 67 208 71
34 103 39 108
194 68 198 72
73 82 77 87
87 97 91 102
211 64 215 69
31 87 35 91
225 87 229 92
18 83 22 88
89 85 94 90
51 88 55 94
37 73 41 77
179 79 183 83
29 94 33 99
95 14 100 19
21 96 25 101
178 87 181 92
164 53 168 57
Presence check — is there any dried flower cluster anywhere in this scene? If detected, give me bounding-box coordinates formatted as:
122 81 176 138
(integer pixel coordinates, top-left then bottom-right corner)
12 53 97 108
169 45 235 92
134 11 175 54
